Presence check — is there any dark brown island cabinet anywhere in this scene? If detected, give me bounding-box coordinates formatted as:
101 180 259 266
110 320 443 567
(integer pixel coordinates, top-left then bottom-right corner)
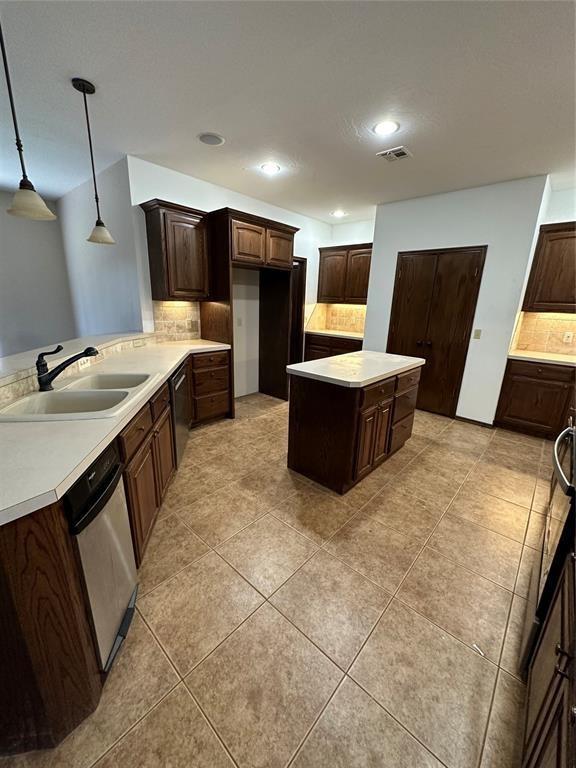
0 353 232 755
287 353 423 494
523 221 576 313
495 360 575 439
140 200 209 300
304 332 363 361
317 243 372 303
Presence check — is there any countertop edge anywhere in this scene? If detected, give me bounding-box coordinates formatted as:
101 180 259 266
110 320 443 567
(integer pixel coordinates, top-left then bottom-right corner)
0 341 231 525
287 358 425 387
508 352 576 368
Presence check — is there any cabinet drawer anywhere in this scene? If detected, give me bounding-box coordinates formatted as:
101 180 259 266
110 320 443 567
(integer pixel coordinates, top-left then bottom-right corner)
332 337 363 352
507 359 574 383
305 333 331 346
389 412 414 454
191 351 229 370
150 383 170 422
194 391 230 421
394 386 418 424
362 378 395 409
397 367 421 393
193 366 229 396
119 404 153 462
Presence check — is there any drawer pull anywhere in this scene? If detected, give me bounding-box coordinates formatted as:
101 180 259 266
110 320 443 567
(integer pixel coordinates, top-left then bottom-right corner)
555 663 570 680
555 643 572 659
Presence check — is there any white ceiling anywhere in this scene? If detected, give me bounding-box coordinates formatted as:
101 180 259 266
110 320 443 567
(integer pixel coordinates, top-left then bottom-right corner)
0 1 574 223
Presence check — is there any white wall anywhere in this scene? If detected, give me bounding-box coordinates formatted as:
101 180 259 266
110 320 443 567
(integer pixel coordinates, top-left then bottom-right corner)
0 191 76 356
58 158 144 336
232 268 260 397
542 187 576 223
127 156 333 308
364 176 548 424
331 218 375 245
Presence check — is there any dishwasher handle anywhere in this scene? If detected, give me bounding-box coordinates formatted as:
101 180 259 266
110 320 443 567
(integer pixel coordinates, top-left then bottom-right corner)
69 463 124 535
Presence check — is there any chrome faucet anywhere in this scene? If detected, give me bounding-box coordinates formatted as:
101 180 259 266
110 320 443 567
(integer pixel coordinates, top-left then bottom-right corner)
36 345 99 391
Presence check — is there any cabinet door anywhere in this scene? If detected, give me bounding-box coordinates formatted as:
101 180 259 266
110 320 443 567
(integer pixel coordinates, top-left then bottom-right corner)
523 553 574 766
152 407 175 502
266 228 293 269
345 248 371 303
164 210 208 299
304 344 331 361
523 222 576 313
495 365 572 439
318 251 348 302
355 406 377 479
373 401 392 465
231 220 266 265
125 436 159 566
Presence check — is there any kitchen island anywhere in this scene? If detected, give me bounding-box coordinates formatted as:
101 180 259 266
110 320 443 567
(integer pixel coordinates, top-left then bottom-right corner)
287 351 425 494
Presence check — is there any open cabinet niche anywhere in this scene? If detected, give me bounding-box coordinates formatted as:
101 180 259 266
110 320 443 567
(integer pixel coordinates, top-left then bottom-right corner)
230 267 293 400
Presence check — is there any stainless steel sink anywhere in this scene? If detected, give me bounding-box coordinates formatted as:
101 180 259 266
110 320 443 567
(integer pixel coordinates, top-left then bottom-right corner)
0 390 130 421
65 373 150 390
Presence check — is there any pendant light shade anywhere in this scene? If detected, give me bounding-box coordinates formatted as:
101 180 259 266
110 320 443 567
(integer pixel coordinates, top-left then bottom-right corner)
72 77 115 245
7 180 56 220
87 219 115 245
0 21 56 221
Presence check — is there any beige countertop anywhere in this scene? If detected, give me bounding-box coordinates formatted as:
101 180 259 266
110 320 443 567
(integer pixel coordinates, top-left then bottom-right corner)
508 350 575 368
287 350 425 388
0 339 230 526
305 329 364 341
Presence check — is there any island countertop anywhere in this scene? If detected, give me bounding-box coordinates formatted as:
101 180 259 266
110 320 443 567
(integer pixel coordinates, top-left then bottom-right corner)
287 350 425 388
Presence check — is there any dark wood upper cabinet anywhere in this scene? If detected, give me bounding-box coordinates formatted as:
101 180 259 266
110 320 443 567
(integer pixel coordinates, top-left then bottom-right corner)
346 248 372 302
523 222 576 313
317 243 372 304
140 199 208 301
266 227 294 268
207 208 298 272
318 250 348 301
231 220 266 265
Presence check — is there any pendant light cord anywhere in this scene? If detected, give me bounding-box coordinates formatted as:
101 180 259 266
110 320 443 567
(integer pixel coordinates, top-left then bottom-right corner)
0 20 28 181
81 89 102 222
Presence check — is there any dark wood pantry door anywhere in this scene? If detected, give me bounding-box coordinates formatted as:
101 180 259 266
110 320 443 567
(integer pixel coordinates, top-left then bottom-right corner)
387 246 486 417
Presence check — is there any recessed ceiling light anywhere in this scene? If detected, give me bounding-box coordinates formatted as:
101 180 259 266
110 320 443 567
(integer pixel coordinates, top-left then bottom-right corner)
260 162 281 176
373 120 399 136
330 209 348 218
198 132 225 146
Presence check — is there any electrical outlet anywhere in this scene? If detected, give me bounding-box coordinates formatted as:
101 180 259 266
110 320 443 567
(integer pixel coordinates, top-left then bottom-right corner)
473 329 482 340
78 357 91 369
563 331 573 344
133 338 145 348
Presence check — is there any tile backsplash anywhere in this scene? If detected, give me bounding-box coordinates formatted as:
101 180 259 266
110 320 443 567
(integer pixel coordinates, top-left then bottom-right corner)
306 303 366 335
511 312 576 356
153 301 200 342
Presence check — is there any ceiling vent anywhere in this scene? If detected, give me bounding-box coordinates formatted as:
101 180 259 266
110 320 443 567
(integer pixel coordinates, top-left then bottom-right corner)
376 146 412 161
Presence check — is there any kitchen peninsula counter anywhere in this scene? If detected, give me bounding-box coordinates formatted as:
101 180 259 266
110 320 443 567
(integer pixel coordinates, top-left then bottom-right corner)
287 351 425 494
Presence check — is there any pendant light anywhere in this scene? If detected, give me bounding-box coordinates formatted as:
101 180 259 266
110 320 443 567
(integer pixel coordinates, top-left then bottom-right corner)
72 77 115 245
0 21 55 220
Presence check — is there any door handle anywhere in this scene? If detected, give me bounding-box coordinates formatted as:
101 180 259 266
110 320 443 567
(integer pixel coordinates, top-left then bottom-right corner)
425 341 432 347
416 340 423 346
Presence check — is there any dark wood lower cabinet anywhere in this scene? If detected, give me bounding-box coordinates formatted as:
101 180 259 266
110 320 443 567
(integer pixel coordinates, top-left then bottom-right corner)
495 360 574 439
189 350 231 424
288 365 421 494
304 332 362 361
0 502 102 754
123 406 175 567
522 551 575 768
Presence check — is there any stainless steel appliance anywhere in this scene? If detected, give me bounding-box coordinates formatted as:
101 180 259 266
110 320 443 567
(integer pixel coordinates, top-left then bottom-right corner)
169 362 190 466
64 443 138 672
521 420 575 671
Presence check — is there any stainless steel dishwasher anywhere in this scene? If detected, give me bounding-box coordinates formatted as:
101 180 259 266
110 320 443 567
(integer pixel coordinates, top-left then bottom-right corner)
64 442 138 673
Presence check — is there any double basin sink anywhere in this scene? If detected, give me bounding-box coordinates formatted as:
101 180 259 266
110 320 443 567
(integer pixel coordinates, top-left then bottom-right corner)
0 373 155 422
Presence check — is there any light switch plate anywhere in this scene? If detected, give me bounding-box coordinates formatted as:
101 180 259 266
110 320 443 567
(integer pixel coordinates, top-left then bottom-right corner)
473 329 482 339
563 331 573 344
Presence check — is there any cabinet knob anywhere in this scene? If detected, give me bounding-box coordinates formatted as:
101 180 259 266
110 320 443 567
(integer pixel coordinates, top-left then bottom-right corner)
425 340 432 347
416 340 423 346
537 367 543 374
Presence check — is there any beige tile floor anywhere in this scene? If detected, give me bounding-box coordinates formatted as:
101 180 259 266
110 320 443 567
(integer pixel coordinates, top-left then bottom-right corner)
3 393 551 768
